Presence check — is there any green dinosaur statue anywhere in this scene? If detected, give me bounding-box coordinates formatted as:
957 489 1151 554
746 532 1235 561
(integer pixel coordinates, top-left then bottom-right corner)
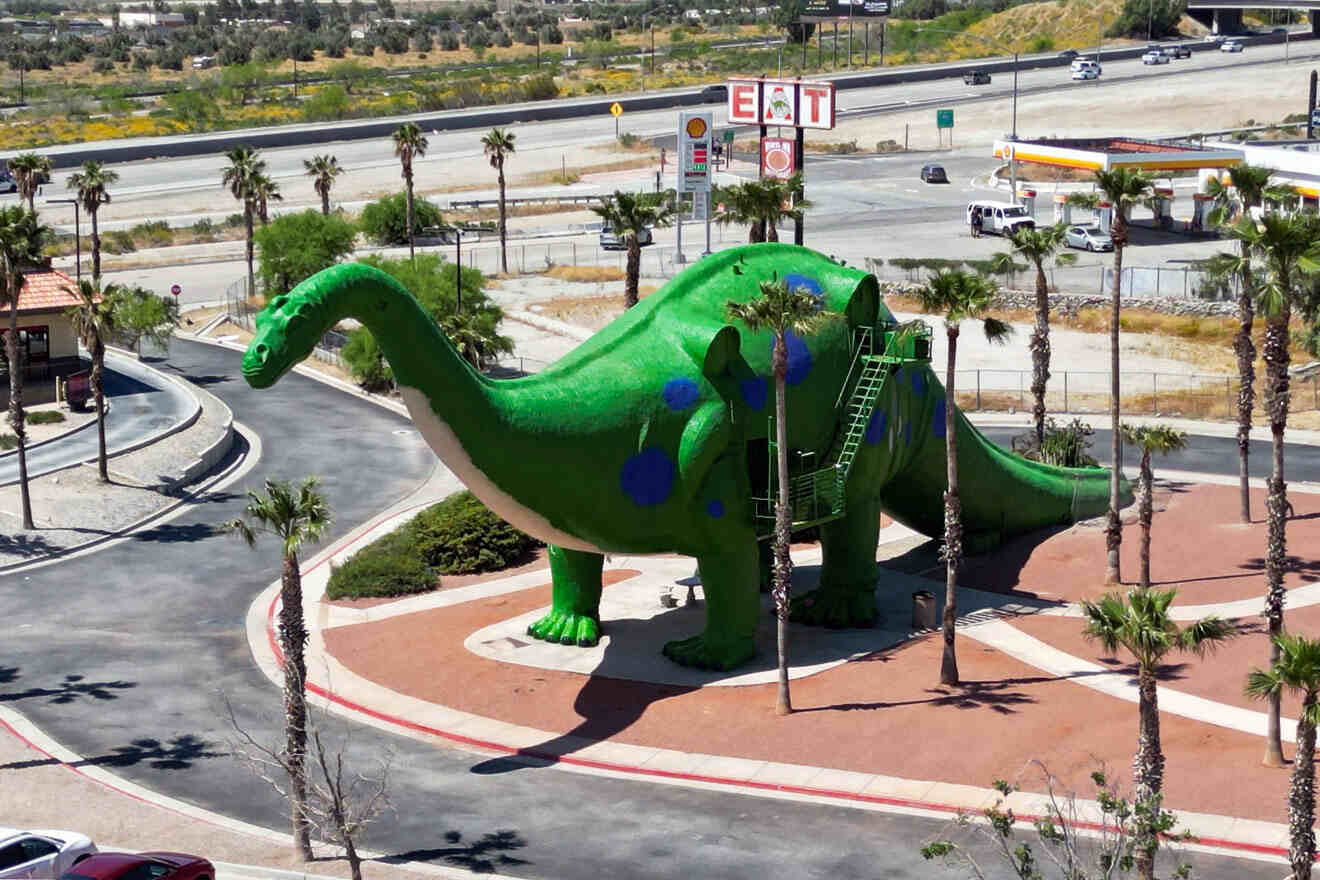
242 244 1125 671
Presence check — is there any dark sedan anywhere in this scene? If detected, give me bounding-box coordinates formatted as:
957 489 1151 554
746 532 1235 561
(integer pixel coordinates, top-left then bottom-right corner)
60 852 214 880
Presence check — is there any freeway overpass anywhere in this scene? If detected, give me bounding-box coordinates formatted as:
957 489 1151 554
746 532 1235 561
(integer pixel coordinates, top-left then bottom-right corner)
1186 0 1320 38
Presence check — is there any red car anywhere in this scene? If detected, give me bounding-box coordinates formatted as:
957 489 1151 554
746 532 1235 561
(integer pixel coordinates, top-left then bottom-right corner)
59 852 214 880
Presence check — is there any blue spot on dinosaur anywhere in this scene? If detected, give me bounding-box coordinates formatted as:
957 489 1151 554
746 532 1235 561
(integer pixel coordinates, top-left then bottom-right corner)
865 410 887 445
706 499 725 519
739 377 768 410
911 369 926 396
783 331 813 386
904 420 913 447
783 273 823 298
620 449 675 506
933 396 947 438
662 378 701 412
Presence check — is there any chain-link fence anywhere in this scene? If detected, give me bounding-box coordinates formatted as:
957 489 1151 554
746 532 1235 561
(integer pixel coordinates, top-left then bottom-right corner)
954 369 1320 418
223 275 347 370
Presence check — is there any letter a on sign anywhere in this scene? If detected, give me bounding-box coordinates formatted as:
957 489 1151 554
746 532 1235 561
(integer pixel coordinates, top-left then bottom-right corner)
762 82 797 125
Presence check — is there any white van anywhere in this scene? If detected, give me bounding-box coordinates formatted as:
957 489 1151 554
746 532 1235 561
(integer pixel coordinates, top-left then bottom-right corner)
967 200 1036 236
1070 58 1101 79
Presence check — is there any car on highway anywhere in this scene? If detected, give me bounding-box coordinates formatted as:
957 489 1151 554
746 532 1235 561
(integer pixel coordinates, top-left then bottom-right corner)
1202 33 1226 42
58 851 213 880
1272 26 1289 34
1141 50 1170 65
700 84 728 103
1221 38 1244 52
920 164 948 183
1065 224 1114 252
963 69 991 85
1057 49 1079 61
1162 44 1191 58
1071 62 1101 80
0 827 97 878
600 227 653 250
0 174 16 195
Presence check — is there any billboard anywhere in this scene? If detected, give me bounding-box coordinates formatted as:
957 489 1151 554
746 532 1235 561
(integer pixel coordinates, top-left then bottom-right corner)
800 0 889 20
677 111 712 193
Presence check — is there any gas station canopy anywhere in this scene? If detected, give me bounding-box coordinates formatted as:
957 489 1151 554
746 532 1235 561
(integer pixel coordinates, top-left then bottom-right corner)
992 137 1242 172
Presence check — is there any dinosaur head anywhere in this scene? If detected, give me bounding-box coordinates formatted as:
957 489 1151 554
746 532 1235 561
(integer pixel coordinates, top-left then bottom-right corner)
242 286 327 389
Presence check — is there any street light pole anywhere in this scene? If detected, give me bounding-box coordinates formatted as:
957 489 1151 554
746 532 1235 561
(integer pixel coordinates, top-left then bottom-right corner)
1010 51 1019 204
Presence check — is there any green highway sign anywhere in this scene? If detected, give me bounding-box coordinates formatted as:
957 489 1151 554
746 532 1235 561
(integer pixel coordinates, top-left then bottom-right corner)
936 109 954 129
722 129 735 144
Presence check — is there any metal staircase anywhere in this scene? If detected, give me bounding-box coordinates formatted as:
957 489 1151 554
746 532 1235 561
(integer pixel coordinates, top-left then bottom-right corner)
752 322 933 534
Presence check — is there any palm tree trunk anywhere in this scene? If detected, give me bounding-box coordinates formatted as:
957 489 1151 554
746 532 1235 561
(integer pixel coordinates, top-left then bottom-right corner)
320 187 330 216
245 205 255 302
1134 666 1165 880
6 289 32 530
1290 702 1317 880
1031 261 1051 448
767 216 778 243
405 171 416 263
1263 308 1291 768
1139 450 1152 588
1105 218 1125 585
625 238 641 308
92 339 107 482
497 165 508 275
90 207 102 282
773 334 792 716
749 222 764 244
941 330 961 686
1235 244 1256 524
280 550 313 862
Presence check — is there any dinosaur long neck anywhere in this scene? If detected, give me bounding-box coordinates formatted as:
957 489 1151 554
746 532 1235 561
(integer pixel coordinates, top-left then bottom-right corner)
305 264 601 552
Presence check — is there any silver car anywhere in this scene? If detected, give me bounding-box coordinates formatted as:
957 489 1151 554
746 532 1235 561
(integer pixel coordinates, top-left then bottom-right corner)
0 827 97 878
1065 225 1113 251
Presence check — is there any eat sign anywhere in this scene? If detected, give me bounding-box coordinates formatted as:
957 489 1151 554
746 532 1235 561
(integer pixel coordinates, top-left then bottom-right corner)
726 78 835 130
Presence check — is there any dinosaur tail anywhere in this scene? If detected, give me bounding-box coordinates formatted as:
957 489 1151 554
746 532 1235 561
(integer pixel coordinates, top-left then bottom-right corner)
878 367 1128 552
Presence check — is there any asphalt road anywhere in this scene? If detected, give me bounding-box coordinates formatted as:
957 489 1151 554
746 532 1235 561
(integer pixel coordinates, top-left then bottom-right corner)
0 353 196 487
0 337 1297 879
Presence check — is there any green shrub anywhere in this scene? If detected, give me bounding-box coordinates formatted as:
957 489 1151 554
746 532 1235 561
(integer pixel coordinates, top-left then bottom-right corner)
191 218 217 241
357 192 446 246
410 490 541 574
101 230 137 254
27 410 66 425
0 434 15 450
325 528 435 599
1040 417 1098 468
341 326 394 391
130 219 173 248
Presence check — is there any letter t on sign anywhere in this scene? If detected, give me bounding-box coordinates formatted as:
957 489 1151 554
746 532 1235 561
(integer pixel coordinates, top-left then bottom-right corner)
798 83 836 130
727 78 761 125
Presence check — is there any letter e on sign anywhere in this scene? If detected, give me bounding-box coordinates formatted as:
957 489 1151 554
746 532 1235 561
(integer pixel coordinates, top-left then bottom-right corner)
727 78 760 125
798 83 835 130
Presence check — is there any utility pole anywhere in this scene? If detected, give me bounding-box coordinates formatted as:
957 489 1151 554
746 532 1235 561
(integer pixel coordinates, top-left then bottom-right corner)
1308 69 1317 139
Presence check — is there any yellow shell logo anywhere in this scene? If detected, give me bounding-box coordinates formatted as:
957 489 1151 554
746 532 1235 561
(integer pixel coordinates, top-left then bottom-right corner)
685 117 708 139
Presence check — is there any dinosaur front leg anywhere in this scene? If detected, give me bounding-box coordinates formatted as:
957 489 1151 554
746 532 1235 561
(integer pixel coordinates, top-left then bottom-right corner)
791 497 882 628
527 544 605 647
663 540 759 671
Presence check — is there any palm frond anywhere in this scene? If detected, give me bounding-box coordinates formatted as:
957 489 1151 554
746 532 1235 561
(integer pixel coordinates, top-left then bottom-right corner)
981 316 1013 345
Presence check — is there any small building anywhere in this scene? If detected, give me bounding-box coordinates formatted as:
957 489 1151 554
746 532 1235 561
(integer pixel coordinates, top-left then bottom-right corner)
0 268 87 408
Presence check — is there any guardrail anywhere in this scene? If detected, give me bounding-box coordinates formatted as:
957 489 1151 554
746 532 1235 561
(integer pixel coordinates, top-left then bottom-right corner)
448 195 605 209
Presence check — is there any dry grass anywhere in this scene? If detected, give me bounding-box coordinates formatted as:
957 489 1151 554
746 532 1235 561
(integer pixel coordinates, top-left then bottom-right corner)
449 202 586 224
545 265 626 282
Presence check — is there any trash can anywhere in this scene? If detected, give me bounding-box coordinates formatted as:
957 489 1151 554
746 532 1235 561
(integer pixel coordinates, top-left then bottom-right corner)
912 590 938 630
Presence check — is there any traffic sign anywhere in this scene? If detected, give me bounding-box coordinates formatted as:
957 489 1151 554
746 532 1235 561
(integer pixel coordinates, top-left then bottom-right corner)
722 128 734 144
610 102 623 117
936 109 954 129
170 283 182 296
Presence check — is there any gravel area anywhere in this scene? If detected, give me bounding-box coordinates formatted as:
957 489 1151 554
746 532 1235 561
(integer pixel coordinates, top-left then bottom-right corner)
0 378 232 568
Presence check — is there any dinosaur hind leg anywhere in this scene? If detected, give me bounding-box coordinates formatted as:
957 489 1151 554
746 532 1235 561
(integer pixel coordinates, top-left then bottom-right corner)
663 540 759 671
527 544 604 647
791 497 882 628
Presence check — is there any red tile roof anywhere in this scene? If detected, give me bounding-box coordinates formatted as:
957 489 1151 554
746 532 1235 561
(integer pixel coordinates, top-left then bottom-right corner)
14 269 80 313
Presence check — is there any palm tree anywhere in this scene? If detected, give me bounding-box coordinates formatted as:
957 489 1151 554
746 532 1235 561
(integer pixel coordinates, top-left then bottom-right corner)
6 153 50 213
1093 168 1154 585
591 190 676 308
725 278 832 715
0 205 49 530
221 146 264 300
392 122 429 262
1119 424 1188 589
1081 588 1234 880
303 154 342 216
481 127 516 274
66 279 119 483
250 171 282 225
224 477 331 864
713 182 764 243
1243 211 1320 767
1246 633 1320 880
915 270 1013 686
66 161 119 282
756 175 809 244
993 223 1072 448
1206 164 1292 524
440 309 513 370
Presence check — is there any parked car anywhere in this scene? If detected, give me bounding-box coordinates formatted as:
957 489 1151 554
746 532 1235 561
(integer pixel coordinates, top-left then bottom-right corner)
1162 44 1191 58
920 164 948 183
699 84 727 103
0 827 97 878
966 200 1036 236
963 69 991 85
1141 50 1170 64
59 852 213 880
0 174 16 195
1065 224 1114 252
1057 49 1079 61
599 227 653 250
1221 39 1244 52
